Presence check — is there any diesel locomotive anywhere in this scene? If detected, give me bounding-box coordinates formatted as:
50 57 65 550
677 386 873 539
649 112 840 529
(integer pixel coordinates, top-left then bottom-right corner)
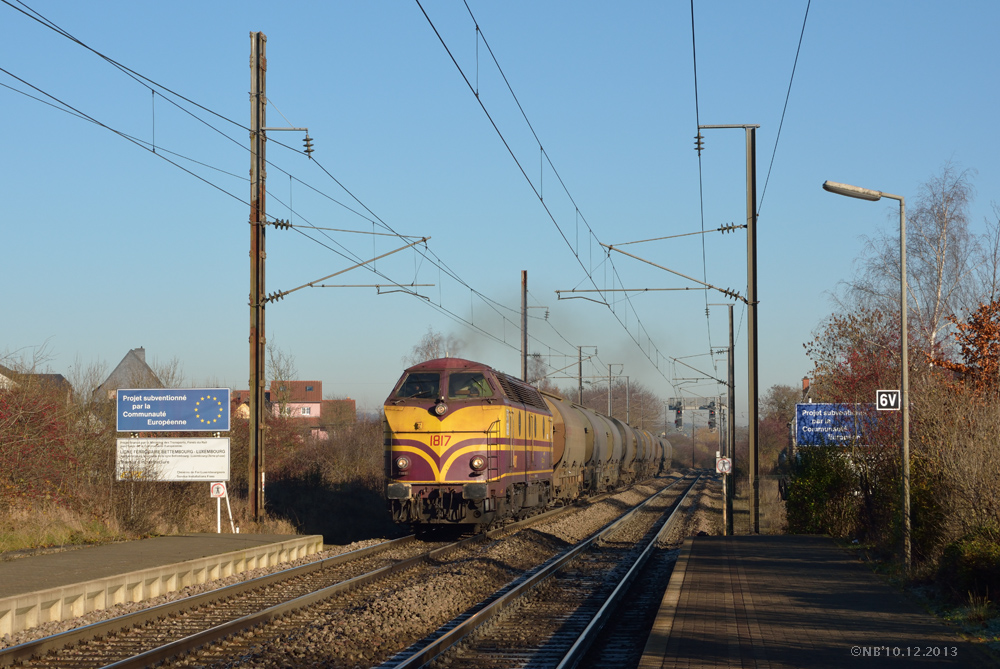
384 357 672 529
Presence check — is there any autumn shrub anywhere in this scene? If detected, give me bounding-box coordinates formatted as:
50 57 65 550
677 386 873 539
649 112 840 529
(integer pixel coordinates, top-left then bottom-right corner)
263 415 396 542
272 416 384 491
0 381 78 508
786 447 860 536
937 526 1000 601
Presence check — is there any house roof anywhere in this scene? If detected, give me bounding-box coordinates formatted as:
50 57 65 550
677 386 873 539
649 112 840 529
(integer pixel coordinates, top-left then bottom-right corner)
0 366 73 395
94 347 162 399
233 389 272 405
269 380 322 403
0 363 17 389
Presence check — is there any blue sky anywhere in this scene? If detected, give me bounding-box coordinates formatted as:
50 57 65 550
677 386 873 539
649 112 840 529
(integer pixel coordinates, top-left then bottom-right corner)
3 1 999 418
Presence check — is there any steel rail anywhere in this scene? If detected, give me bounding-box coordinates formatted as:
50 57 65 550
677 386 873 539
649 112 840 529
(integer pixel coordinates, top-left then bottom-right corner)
95 504 582 669
555 475 702 669
1 498 589 668
381 475 695 669
0 535 417 667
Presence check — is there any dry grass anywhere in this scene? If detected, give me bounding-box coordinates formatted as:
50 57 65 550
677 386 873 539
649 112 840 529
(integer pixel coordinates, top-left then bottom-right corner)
0 497 299 556
730 474 787 535
964 591 995 624
0 503 125 554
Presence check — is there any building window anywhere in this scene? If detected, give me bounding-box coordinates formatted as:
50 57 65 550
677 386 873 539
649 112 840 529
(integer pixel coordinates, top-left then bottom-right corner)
301 406 311 416
306 385 314 392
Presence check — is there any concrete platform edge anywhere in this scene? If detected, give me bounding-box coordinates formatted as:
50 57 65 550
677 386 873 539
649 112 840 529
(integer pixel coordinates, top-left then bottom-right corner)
0 534 323 637
638 539 693 669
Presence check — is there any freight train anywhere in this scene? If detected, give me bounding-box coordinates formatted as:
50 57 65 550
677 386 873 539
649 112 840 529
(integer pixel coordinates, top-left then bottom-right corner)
384 357 672 529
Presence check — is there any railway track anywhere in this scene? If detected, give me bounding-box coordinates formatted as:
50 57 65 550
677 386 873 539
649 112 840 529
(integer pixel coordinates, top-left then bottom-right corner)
577 474 711 669
0 513 559 668
0 474 696 668
379 474 702 669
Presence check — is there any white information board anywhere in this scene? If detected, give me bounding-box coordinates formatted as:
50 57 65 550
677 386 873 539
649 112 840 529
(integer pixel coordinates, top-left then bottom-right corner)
116 438 230 481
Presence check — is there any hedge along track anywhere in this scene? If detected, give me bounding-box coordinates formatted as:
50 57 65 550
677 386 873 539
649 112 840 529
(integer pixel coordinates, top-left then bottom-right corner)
379 474 700 669
0 486 639 669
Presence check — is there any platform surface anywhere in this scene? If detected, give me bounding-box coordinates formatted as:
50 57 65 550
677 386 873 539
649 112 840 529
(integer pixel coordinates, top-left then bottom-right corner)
640 535 995 668
0 533 315 599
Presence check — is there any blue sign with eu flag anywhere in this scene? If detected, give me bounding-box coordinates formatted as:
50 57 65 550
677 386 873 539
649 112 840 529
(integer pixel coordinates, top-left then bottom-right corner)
795 403 872 446
117 388 231 432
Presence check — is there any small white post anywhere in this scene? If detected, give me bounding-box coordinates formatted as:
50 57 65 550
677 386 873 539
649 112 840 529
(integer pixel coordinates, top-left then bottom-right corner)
216 496 221 533
225 493 236 533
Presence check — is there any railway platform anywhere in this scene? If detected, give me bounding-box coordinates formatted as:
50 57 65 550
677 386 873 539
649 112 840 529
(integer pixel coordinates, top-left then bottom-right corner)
639 535 995 668
0 533 323 637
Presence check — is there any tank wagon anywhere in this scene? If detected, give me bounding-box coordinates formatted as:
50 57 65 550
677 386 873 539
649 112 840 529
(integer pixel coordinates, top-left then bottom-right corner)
384 357 671 529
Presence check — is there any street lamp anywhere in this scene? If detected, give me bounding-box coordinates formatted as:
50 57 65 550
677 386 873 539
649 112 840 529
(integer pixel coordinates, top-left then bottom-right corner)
822 180 909 569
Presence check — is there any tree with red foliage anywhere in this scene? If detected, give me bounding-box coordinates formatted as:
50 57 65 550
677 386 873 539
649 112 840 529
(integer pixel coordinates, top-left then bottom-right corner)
931 299 1000 398
0 384 77 505
795 307 906 549
805 307 902 405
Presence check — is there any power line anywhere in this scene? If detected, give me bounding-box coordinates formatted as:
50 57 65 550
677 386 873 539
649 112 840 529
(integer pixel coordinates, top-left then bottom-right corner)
0 65 247 206
758 0 811 215
1 60 575 369
5 0 311 162
418 0 680 392
0 4 620 382
689 0 716 376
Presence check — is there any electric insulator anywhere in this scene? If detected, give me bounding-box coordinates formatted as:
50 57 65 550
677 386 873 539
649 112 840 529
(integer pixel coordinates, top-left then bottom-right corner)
303 134 314 158
693 133 704 154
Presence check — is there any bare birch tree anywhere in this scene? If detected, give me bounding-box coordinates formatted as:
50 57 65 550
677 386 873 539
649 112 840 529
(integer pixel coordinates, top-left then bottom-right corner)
267 338 298 414
403 327 464 366
973 203 1000 306
840 163 977 354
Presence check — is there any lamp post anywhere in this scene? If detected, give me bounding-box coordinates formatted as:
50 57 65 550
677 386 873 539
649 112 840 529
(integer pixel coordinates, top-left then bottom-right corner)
822 180 909 569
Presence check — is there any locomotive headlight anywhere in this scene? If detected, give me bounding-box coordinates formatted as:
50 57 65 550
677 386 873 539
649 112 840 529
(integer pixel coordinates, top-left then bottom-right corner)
470 455 486 471
394 456 410 471
433 402 449 416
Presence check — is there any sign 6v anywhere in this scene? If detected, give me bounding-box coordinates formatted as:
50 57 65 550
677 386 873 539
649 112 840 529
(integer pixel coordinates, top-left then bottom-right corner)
876 389 901 411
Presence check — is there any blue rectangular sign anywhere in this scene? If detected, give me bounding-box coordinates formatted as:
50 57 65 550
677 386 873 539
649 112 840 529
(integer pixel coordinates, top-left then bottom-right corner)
795 403 872 446
117 388 231 432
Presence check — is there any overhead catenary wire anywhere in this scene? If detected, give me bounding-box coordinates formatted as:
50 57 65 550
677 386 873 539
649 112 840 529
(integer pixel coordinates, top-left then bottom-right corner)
757 0 811 215
0 65 247 207
1 2 643 386
6 0 319 162
0 49 577 374
689 0 716 375
419 0 679 392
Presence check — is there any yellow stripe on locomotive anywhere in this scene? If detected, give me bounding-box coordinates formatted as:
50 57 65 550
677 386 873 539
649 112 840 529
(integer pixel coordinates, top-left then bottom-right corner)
384 357 560 527
386 404 508 482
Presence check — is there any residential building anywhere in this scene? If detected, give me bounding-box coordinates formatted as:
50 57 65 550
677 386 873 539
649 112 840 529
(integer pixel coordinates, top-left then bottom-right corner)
93 347 162 401
0 363 74 402
233 381 356 439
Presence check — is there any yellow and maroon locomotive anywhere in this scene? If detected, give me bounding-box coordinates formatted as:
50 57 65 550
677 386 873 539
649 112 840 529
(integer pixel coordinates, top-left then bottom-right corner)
384 358 671 529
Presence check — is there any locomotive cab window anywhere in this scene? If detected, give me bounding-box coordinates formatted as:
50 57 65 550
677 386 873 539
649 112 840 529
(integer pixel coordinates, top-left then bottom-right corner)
447 372 494 399
395 372 440 399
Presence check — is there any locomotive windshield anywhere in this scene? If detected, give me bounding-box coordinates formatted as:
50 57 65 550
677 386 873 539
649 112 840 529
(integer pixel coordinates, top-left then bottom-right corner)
395 372 440 399
447 372 493 399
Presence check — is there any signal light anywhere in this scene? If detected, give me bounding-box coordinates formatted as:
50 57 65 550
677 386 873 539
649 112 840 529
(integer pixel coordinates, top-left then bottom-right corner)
708 407 717 430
